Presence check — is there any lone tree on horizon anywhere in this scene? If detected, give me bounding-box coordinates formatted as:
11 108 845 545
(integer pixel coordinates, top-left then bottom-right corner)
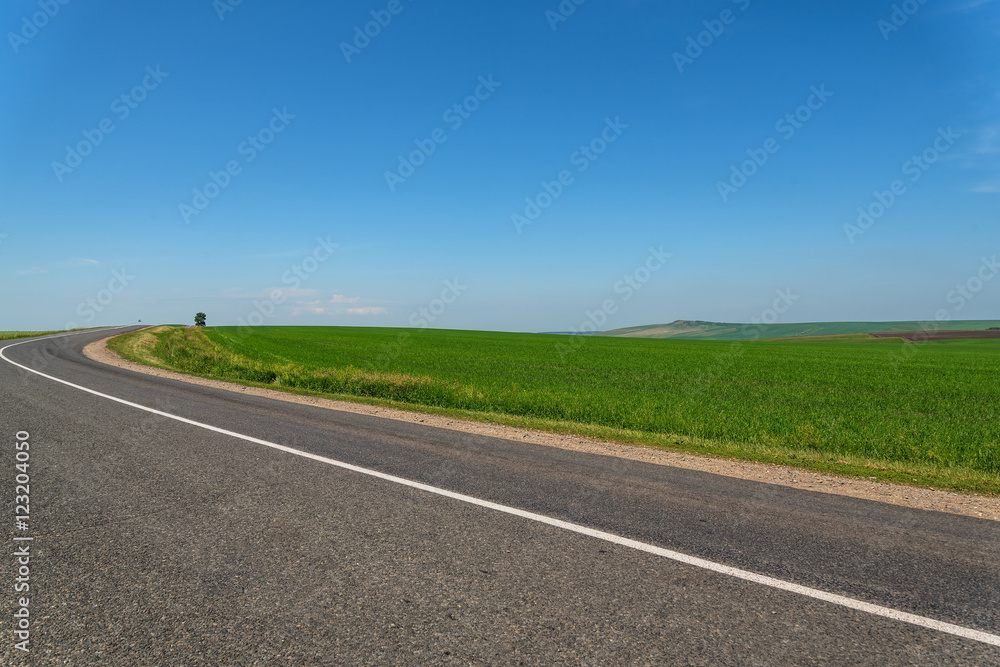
194 312 207 327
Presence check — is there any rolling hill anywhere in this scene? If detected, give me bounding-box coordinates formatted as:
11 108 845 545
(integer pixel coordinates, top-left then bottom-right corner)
597 320 1000 341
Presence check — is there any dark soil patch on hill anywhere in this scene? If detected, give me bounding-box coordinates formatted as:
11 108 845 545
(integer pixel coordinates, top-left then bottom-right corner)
869 329 1000 342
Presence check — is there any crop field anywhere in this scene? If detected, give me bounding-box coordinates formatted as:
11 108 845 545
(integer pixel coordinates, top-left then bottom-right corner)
111 325 1000 493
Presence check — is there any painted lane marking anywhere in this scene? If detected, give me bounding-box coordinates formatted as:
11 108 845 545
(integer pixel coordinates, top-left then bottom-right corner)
3 330 999 648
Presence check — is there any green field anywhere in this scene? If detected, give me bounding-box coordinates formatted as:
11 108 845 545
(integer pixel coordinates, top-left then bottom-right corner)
601 319 1000 340
110 326 1000 494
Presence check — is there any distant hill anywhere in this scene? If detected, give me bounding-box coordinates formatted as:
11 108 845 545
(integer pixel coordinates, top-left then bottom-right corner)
597 320 1000 341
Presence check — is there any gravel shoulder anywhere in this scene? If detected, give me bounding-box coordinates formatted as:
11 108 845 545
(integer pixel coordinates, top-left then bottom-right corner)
84 333 1000 522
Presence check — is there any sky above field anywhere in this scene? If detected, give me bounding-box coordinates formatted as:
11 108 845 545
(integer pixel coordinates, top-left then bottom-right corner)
2 0 998 332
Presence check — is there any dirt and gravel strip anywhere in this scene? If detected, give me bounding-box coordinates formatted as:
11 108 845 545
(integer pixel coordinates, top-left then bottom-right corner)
84 334 1000 522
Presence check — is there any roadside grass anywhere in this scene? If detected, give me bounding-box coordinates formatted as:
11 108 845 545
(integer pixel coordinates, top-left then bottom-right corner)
107 325 1000 496
0 330 70 341
108 325 177 366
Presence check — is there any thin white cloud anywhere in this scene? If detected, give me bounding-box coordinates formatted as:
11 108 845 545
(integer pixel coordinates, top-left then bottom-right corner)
967 180 1000 193
17 267 45 276
290 300 327 316
933 0 998 13
329 294 360 304
973 127 1000 155
337 307 387 316
222 287 318 299
74 258 100 266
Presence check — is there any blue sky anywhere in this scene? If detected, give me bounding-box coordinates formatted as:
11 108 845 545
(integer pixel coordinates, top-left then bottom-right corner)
2 0 998 332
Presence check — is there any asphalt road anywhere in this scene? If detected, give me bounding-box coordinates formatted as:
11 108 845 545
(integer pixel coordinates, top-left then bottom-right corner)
1 327 998 665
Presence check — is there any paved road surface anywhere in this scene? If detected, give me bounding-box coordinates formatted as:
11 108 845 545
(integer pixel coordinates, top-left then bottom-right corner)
1 328 998 665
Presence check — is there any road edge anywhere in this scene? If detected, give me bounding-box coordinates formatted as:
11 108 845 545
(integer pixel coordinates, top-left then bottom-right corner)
83 331 1000 522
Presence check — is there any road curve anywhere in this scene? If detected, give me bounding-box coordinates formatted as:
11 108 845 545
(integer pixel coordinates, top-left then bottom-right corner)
1 327 998 665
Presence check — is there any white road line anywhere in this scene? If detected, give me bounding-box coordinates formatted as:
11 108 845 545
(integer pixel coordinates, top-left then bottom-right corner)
4 329 1000 649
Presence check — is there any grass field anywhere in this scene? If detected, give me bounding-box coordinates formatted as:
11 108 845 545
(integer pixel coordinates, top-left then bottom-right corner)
109 325 1000 494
